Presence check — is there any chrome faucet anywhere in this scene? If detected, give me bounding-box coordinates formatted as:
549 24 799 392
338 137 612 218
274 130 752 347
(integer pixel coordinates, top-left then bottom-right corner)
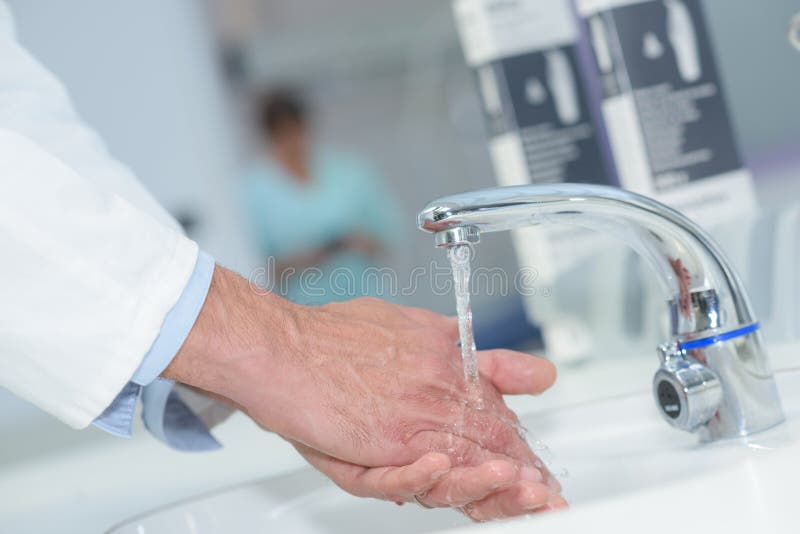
418 184 784 441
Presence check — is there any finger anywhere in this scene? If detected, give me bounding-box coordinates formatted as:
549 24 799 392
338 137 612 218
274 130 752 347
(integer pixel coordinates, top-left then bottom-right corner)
408 429 540 475
544 470 562 495
356 452 452 502
460 480 552 522
292 441 373 494
478 349 557 395
293 440 451 501
535 495 569 513
420 459 518 507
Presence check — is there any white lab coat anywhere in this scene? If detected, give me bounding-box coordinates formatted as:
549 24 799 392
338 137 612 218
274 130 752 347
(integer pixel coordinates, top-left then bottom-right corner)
0 3 198 428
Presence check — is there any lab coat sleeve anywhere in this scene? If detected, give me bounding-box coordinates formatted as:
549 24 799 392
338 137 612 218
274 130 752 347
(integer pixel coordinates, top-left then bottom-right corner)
0 6 200 428
0 130 199 429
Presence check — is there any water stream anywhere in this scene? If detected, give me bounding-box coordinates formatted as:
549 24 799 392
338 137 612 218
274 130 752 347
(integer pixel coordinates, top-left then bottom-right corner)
447 245 483 409
447 244 568 481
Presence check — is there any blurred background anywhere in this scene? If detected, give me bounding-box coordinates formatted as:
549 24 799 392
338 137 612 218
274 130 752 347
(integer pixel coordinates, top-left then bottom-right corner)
1 1 799 532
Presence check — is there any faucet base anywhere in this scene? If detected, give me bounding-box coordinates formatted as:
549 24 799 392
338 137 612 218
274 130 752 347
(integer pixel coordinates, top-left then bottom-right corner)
696 330 785 440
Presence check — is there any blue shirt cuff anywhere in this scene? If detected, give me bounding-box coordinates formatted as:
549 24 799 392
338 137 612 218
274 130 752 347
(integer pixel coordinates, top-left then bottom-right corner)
92 250 216 444
92 382 140 438
141 379 222 451
131 250 215 386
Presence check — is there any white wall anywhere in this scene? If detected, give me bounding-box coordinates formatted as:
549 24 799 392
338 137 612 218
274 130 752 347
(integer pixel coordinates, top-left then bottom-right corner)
6 0 256 272
705 0 800 157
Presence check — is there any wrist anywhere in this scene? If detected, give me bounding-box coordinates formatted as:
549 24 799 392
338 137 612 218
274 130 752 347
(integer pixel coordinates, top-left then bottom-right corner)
163 265 302 406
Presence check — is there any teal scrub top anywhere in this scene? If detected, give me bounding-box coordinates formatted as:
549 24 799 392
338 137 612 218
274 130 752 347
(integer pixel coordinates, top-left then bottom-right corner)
241 149 402 305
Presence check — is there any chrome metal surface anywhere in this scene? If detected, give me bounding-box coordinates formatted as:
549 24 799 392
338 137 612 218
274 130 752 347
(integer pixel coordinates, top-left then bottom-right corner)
654 343 723 433
434 225 480 247
790 11 800 51
669 289 721 335
418 184 784 440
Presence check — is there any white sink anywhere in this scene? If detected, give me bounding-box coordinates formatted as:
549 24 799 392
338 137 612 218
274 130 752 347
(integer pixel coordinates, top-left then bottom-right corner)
109 368 800 534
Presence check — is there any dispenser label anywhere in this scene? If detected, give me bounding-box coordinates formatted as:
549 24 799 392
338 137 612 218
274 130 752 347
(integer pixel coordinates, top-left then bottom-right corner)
454 0 618 283
577 0 757 223
455 0 613 187
478 48 610 185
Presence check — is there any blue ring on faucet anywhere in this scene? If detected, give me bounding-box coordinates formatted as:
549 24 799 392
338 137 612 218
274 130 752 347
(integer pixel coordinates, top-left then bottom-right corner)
678 322 761 352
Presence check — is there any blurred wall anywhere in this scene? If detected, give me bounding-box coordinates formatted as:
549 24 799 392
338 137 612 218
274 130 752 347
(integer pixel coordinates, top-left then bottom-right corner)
6 0 256 272
705 0 800 157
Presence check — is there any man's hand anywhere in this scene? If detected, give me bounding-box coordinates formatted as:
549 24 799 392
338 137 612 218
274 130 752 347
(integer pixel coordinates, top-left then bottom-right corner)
292 440 567 520
165 266 564 520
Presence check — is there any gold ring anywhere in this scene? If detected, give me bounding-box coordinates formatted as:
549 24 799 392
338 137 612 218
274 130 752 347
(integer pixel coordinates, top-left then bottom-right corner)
413 494 433 509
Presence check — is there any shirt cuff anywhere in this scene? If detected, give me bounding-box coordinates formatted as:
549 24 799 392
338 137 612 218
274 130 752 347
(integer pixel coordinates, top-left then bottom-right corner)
91 382 140 437
92 250 215 438
141 379 222 451
131 250 215 386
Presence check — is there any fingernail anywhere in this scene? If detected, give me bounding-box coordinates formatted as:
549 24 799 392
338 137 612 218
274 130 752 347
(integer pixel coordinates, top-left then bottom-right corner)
546 476 562 495
522 488 546 510
431 469 449 480
544 496 569 510
520 465 543 482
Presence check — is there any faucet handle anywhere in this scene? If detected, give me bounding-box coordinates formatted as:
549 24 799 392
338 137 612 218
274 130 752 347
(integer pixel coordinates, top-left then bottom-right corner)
653 345 723 432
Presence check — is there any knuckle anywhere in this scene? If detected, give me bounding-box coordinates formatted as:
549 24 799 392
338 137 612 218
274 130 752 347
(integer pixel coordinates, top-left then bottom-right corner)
487 418 519 452
407 478 430 496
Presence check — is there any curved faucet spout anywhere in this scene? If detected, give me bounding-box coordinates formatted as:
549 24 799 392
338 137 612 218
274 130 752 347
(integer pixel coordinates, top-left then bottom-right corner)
418 184 783 440
419 184 748 336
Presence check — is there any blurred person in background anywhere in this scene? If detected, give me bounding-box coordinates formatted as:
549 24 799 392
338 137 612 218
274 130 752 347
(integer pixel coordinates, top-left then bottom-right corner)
241 90 403 304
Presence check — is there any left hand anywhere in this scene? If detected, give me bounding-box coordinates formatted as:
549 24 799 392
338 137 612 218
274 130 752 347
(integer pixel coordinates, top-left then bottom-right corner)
292 440 567 520
290 346 566 520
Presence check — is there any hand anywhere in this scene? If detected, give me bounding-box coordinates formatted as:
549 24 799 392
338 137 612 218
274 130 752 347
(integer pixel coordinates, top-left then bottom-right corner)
292 441 567 521
165 266 563 519
287 334 566 520
185 387 565 520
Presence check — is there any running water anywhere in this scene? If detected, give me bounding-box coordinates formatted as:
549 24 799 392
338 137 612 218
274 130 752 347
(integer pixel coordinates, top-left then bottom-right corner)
447 244 568 482
448 244 483 409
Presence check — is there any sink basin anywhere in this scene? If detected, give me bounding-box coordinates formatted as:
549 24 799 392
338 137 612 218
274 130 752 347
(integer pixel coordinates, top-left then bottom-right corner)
108 368 800 534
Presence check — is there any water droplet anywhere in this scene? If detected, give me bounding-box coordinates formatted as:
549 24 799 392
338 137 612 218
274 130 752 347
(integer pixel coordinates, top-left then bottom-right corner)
531 439 549 452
